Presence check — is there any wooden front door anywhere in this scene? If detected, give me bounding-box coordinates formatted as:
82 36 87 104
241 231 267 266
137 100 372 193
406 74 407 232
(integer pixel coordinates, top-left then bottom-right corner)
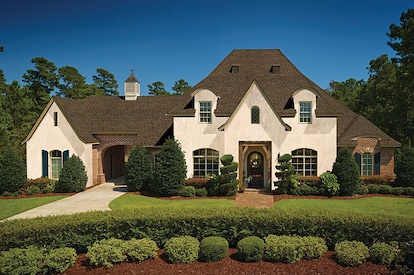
247 151 264 188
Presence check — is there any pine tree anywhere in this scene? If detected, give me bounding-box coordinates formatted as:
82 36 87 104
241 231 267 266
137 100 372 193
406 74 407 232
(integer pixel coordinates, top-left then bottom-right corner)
395 145 414 187
152 139 186 196
332 148 361 196
125 145 153 191
55 155 88 193
0 147 26 194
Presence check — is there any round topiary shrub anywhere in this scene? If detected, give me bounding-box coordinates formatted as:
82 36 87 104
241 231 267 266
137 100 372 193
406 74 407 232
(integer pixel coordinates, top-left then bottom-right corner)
199 236 229 262
164 236 200 264
125 145 153 192
335 240 369 267
54 155 87 193
86 238 126 268
369 242 400 265
0 147 26 195
178 186 196 197
124 238 159 262
44 247 77 273
264 235 303 263
236 236 265 262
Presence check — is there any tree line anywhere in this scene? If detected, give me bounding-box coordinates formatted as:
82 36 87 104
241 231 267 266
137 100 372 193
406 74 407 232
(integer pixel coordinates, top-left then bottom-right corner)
328 8 413 146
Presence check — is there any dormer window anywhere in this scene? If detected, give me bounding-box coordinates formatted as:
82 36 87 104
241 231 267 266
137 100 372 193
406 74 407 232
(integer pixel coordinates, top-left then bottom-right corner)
299 101 312 123
230 64 239 73
199 101 212 123
270 64 280 74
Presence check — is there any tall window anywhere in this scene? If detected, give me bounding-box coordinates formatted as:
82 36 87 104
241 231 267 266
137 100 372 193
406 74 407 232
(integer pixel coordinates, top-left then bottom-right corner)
53 112 58 126
251 106 260 124
50 150 63 180
193 148 219 177
199 101 212 123
299 102 312 123
362 153 373 176
355 152 381 176
291 148 317 176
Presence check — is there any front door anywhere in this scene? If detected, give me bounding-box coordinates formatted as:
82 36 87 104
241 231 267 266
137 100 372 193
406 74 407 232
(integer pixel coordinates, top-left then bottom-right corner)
247 151 264 188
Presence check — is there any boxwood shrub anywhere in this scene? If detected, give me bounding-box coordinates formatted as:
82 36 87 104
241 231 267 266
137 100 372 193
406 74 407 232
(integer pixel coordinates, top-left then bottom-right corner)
199 236 228 262
335 240 369 267
236 236 264 262
86 238 127 268
0 208 413 252
164 236 200 264
44 247 77 273
369 242 400 265
124 238 159 262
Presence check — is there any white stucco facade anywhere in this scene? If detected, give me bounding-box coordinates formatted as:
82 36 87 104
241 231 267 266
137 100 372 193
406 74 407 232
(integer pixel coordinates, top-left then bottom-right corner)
26 102 94 187
174 82 337 190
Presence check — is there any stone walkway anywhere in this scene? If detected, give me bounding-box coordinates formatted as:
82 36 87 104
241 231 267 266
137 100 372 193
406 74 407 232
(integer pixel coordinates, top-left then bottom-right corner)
4 181 127 221
234 189 274 208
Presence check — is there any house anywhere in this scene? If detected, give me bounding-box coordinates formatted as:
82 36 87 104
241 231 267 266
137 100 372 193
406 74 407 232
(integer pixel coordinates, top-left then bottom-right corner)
24 49 400 189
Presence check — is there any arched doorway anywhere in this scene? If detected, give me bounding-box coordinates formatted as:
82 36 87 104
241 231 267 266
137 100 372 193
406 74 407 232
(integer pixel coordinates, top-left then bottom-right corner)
103 145 125 181
247 151 264 188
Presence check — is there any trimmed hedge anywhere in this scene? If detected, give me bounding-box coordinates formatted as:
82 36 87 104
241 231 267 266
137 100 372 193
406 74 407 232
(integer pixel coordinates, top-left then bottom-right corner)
0 208 413 252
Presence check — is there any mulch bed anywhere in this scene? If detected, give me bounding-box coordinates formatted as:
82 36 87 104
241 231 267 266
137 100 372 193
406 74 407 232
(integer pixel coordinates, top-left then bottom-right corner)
62 249 396 275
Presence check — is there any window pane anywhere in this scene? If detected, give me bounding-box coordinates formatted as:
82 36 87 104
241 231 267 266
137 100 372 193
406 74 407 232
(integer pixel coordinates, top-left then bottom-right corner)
193 148 219 177
299 102 312 123
291 148 317 176
199 102 212 123
251 107 260 124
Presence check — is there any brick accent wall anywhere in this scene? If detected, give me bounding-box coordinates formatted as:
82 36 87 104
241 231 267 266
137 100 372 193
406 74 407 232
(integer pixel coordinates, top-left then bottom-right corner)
351 137 395 178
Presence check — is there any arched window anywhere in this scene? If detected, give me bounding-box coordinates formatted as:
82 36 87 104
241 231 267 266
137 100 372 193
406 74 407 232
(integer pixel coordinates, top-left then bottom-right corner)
50 150 63 180
291 148 317 176
251 106 260 124
193 148 219 177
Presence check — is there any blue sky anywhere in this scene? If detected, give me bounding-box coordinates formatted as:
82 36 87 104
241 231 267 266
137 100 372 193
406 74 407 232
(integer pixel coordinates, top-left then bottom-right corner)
0 0 412 95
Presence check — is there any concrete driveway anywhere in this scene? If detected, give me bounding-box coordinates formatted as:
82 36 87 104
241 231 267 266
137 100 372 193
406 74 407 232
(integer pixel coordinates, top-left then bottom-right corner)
5 181 127 221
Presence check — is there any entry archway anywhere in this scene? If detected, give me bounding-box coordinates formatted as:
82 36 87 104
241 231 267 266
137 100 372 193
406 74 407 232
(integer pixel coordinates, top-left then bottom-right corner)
247 151 264 188
103 145 126 180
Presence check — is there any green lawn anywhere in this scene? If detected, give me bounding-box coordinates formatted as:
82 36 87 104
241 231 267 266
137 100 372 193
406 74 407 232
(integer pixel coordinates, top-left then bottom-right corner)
275 196 414 219
109 193 235 210
0 196 67 220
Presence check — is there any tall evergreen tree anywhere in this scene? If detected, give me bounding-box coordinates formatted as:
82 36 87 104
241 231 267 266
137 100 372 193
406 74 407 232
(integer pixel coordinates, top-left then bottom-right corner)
57 66 87 98
54 155 88 193
172 79 191 95
332 148 360 196
125 145 153 191
148 81 169 96
92 68 119 96
0 147 26 194
152 139 186 196
395 146 414 187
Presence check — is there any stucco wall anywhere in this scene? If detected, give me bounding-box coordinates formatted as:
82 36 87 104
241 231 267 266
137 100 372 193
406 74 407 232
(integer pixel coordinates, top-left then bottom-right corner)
26 102 94 187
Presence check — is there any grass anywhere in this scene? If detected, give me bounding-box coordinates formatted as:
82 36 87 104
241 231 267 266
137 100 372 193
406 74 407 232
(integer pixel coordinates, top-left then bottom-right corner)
275 196 414 219
109 193 234 210
0 196 67 220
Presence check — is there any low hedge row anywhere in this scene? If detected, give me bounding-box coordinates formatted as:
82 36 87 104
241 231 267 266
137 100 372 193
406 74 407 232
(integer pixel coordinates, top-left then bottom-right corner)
0 208 413 252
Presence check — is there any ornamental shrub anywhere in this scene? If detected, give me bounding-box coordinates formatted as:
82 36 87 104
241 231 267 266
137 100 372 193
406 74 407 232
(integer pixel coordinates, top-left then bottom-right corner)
195 187 208 196
86 238 126 268
301 236 328 259
319 171 340 196
274 154 298 194
152 139 186 196
54 154 87 193
293 184 319 196
199 236 228 262
369 242 399 265
378 184 393 194
125 145 153 192
264 235 303 263
357 185 369 195
164 236 200 264
0 147 26 195
236 236 265 262
367 183 381 194
124 238 158 262
26 185 41 196
185 178 209 188
335 240 369 266
44 247 77 273
178 186 196 197
0 246 44 275
332 148 361 196
395 146 414 187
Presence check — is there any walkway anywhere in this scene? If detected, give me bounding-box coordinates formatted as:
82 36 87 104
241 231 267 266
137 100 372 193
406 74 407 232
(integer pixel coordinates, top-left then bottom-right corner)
234 188 274 208
5 180 127 221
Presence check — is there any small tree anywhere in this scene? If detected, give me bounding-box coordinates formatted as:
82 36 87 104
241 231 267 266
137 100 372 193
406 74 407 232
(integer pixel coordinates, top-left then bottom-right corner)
55 155 87 193
213 154 239 196
152 139 186 196
0 147 26 194
395 145 414 187
125 145 153 191
274 154 298 194
332 148 360 196
319 171 340 196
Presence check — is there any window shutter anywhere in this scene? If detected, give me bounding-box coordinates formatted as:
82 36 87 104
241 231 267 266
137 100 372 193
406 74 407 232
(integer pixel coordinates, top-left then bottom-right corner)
63 150 69 163
374 152 381 175
354 153 361 174
42 150 48 177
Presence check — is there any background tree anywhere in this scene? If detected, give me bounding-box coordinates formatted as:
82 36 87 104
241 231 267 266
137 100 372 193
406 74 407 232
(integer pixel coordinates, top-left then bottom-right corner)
0 147 26 195
171 79 192 95
125 145 153 191
57 66 87 98
92 68 119 96
332 148 360 196
152 139 186 196
148 81 169 96
394 146 414 187
328 78 364 112
22 57 59 112
54 155 88 193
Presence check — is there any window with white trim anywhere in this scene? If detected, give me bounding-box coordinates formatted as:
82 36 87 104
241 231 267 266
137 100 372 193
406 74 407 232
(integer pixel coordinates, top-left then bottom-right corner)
362 153 373 176
299 101 312 123
193 148 219 177
291 148 317 176
50 150 63 180
199 101 212 123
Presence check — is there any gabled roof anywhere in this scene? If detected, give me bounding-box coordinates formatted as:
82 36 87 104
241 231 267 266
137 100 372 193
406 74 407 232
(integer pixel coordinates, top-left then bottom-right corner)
170 49 400 147
25 95 187 146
